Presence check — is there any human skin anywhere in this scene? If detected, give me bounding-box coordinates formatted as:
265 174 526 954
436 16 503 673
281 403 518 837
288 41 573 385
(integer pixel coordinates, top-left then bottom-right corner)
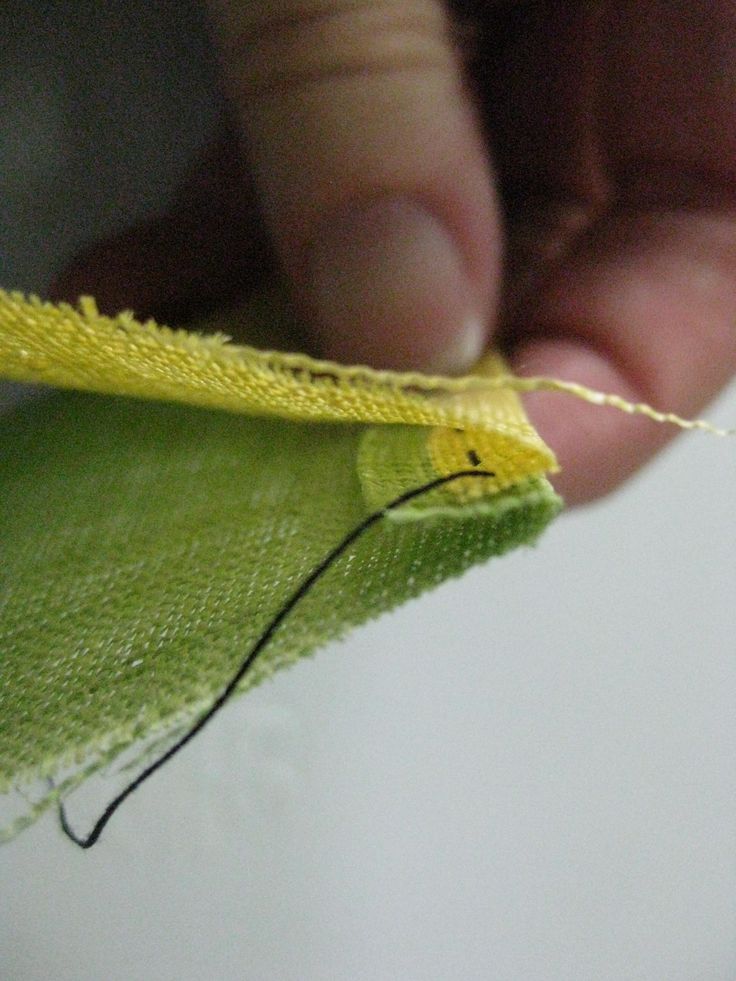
52 1 736 504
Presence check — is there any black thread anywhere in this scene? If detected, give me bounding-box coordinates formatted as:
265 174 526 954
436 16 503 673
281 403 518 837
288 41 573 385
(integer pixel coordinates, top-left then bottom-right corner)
59 468 496 848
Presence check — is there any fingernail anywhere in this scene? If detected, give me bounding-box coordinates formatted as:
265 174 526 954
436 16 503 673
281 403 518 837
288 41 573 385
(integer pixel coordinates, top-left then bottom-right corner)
306 196 485 373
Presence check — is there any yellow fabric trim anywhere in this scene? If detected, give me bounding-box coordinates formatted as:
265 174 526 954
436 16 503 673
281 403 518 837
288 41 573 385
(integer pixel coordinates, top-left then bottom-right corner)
0 290 728 452
0 291 558 486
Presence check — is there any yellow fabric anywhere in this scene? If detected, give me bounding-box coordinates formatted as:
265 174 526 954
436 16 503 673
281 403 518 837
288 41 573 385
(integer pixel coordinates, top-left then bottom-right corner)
2 290 728 447
0 290 558 490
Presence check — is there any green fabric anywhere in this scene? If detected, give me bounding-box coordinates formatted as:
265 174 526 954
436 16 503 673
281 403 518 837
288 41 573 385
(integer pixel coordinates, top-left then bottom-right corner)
0 391 560 840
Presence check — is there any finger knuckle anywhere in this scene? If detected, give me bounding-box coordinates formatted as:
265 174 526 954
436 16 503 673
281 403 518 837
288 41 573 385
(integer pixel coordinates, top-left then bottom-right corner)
221 0 455 100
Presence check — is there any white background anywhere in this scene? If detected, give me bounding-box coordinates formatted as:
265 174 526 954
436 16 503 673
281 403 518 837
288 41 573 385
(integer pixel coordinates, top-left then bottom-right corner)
2 4 735 979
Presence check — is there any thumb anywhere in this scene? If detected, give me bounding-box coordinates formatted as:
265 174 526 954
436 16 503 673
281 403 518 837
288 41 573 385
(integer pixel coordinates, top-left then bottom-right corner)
207 0 500 372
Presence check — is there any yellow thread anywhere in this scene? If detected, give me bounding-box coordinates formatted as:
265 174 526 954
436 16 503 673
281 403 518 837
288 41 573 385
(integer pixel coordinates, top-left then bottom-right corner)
485 374 735 438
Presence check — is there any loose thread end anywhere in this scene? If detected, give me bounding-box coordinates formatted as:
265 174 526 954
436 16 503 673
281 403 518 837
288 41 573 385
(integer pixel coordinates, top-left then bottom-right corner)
488 374 735 438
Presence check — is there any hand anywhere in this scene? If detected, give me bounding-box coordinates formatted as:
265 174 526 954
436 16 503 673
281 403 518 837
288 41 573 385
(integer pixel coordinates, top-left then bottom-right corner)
52 2 736 503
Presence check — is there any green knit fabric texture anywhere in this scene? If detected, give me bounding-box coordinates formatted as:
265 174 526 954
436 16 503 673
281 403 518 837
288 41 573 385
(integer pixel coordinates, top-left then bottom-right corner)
0 391 561 840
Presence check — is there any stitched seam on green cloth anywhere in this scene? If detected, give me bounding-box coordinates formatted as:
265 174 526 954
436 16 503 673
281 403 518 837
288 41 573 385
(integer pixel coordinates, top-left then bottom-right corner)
0 391 560 839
